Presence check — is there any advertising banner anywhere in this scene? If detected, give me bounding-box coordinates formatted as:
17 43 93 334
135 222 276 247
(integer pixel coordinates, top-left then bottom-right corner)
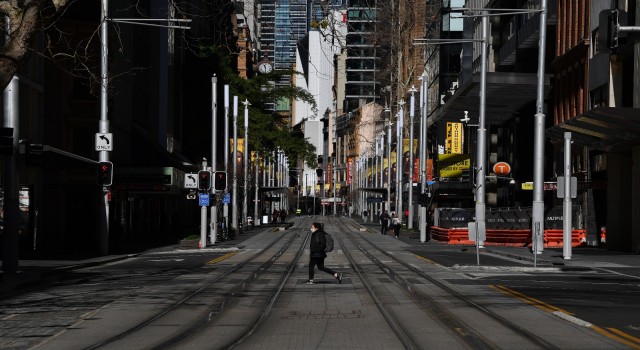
438 153 470 178
446 122 463 154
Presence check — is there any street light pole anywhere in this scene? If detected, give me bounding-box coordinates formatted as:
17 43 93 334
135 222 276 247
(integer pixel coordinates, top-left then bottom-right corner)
210 76 218 245
408 86 417 229
98 0 110 255
419 71 428 242
532 0 548 254
243 99 250 230
232 96 238 232
396 100 405 221
474 12 489 255
386 108 392 212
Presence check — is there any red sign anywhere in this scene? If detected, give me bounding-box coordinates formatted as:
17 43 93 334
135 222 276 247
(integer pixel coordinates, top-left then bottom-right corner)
347 158 352 185
492 162 511 176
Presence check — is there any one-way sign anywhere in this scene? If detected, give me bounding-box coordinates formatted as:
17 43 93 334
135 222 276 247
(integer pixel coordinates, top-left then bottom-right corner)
184 173 198 189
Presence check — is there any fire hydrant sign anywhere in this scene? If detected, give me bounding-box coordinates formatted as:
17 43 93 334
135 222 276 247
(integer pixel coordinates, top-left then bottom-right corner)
95 133 113 151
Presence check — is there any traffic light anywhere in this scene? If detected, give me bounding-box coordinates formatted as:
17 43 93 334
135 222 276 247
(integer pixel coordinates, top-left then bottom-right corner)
198 170 211 191
214 171 227 191
599 9 627 52
98 161 113 186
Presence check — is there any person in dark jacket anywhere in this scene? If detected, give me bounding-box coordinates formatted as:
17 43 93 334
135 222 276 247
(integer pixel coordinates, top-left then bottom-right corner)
379 210 390 235
306 222 343 284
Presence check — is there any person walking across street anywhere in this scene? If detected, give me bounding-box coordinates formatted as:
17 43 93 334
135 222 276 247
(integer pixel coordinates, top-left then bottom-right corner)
305 222 343 284
379 210 390 235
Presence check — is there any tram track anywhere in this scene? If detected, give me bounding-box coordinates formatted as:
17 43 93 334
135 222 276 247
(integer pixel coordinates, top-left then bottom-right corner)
330 216 560 350
78 218 313 350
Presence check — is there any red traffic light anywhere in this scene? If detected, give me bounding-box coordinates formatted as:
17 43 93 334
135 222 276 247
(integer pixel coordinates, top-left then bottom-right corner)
214 171 227 191
98 161 113 186
198 170 211 191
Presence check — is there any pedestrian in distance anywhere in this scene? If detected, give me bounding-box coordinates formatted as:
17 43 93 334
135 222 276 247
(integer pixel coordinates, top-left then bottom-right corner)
379 210 390 235
362 209 369 223
391 212 401 239
272 209 279 224
305 222 343 284
280 209 287 223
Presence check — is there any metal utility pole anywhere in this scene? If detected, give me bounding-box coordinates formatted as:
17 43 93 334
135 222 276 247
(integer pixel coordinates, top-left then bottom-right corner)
210 76 218 245
98 0 110 255
223 85 230 228
408 86 417 229
397 100 405 222
563 132 572 259
243 99 250 230
474 12 489 256
232 96 238 232
386 110 392 212
333 100 338 216
532 0 548 254
254 151 260 226
419 71 428 242
2 65 19 274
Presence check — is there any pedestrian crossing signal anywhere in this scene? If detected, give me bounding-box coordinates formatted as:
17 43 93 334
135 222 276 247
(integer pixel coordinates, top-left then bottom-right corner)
198 170 211 191
98 161 113 186
214 171 227 191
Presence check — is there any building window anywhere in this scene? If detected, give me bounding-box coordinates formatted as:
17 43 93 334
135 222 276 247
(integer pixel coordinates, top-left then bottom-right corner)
590 84 608 109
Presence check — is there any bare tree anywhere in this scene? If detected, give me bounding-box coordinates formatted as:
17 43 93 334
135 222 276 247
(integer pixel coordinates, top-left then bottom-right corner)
0 0 71 91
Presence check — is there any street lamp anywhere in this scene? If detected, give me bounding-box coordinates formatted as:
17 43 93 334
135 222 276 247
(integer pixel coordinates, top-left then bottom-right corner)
396 100 405 222
384 105 392 212
408 86 418 229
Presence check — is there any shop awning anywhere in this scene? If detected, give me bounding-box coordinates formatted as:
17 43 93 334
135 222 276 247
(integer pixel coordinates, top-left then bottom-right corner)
547 107 640 152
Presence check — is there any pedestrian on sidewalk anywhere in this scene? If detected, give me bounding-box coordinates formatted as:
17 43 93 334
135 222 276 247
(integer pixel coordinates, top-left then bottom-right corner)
362 209 369 223
380 210 390 235
305 222 343 284
391 212 401 239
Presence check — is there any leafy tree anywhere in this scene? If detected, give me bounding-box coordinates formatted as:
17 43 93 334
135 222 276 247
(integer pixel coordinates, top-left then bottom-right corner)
203 45 318 168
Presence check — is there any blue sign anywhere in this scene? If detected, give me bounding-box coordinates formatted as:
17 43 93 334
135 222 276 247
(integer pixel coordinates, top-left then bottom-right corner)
199 193 210 207
367 197 384 203
222 193 231 204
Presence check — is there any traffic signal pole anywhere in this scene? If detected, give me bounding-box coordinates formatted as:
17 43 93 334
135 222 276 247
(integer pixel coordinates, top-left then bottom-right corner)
98 0 110 255
199 159 209 248
1 50 20 274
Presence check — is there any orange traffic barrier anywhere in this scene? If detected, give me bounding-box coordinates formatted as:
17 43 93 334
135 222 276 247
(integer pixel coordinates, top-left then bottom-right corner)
430 227 586 248
485 229 531 247
543 229 586 247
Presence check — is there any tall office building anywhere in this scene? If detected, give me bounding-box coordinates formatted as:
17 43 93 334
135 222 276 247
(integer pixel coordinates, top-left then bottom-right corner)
344 0 379 112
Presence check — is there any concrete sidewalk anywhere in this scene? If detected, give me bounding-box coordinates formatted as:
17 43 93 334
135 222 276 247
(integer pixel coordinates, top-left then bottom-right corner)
352 216 639 270
0 221 293 298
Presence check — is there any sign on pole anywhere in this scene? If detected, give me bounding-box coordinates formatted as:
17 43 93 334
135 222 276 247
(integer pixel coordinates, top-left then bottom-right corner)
95 133 113 151
184 173 198 189
199 193 210 207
